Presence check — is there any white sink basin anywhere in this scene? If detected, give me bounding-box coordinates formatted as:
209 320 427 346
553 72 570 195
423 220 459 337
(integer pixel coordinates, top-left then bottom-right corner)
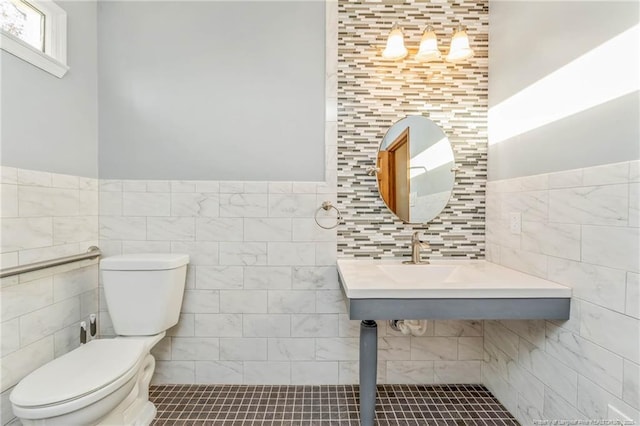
378 264 456 283
337 259 572 299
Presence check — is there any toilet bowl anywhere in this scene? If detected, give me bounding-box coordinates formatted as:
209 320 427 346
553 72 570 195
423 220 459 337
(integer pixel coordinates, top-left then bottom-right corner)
10 253 189 426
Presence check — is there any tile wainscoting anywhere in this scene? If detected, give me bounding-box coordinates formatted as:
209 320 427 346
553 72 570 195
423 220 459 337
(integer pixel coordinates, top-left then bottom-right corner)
0 166 100 425
97 178 485 386
484 160 640 425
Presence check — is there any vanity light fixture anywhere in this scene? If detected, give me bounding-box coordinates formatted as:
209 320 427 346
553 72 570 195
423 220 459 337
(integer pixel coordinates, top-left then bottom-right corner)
445 24 474 62
415 25 441 62
382 23 408 60
382 22 474 63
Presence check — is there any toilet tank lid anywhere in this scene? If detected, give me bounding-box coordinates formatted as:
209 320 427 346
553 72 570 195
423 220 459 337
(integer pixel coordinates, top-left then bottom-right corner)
100 253 189 271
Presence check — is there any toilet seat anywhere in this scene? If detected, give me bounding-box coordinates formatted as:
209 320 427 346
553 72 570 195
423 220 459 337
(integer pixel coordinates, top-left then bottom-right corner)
11 339 146 419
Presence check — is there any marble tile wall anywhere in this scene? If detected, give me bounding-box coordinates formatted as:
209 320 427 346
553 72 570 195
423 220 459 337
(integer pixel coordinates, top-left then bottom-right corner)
97 178 340 384
97 178 486 385
484 160 640 425
0 166 100 425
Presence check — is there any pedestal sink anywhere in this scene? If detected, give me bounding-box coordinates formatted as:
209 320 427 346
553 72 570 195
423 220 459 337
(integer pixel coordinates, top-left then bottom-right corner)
336 259 571 426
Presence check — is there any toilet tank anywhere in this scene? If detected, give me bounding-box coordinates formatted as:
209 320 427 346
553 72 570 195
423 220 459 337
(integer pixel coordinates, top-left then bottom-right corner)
100 254 189 336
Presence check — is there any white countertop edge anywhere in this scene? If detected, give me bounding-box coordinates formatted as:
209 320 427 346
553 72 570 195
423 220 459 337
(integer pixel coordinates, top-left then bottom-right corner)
344 288 572 299
337 259 572 300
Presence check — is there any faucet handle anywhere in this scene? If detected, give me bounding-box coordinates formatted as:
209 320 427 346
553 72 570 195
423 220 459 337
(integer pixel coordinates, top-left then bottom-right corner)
411 231 430 247
411 231 424 242
404 231 431 265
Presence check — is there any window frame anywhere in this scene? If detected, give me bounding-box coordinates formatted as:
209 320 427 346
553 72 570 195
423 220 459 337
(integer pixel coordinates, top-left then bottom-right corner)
1 0 69 78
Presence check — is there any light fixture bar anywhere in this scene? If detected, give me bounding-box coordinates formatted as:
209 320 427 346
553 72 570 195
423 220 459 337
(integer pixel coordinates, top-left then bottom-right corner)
380 22 474 63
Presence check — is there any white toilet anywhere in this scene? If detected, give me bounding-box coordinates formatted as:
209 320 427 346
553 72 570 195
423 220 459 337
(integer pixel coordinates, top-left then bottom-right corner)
10 253 189 426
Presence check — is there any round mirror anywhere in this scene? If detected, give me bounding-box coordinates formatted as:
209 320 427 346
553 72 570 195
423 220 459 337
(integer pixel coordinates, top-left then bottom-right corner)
376 115 456 223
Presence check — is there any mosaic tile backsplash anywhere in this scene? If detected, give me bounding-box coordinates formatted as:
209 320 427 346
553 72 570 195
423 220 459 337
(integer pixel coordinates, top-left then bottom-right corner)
337 0 489 259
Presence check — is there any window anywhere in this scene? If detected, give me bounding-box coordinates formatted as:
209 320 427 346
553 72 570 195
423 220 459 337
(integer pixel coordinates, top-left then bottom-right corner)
1 0 44 50
0 0 68 78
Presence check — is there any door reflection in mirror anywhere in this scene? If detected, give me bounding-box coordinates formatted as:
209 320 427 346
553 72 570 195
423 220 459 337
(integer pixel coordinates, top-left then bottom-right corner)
377 116 455 224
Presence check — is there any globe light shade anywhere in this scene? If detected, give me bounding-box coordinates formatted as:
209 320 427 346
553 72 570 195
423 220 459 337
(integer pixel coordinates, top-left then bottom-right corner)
382 24 408 60
446 25 474 62
415 25 441 62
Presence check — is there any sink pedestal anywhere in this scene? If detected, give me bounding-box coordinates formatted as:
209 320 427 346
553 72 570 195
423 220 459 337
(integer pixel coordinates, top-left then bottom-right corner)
359 320 377 426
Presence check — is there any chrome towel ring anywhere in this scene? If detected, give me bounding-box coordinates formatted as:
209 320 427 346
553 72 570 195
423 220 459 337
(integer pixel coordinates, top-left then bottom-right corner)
314 201 343 230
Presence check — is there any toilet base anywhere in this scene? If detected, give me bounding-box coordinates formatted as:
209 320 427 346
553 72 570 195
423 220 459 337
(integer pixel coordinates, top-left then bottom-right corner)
17 353 157 426
98 353 157 426
98 396 156 426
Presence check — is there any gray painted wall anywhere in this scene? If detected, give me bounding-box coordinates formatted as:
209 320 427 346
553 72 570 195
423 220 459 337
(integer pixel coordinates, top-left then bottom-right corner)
97 1 325 181
0 0 99 177
488 1 639 180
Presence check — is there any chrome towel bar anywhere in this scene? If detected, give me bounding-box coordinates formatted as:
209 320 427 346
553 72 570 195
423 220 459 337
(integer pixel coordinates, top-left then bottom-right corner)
0 246 101 278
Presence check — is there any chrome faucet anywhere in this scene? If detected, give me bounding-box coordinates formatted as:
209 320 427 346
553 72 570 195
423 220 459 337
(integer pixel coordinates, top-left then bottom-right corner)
403 231 430 264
